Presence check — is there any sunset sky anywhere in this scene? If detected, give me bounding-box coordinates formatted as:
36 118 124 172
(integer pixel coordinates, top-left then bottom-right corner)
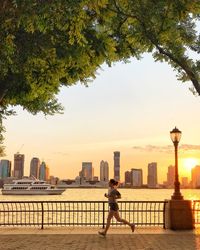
3 53 200 183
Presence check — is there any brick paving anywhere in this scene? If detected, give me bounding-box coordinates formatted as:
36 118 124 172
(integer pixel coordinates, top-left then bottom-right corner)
0 228 199 250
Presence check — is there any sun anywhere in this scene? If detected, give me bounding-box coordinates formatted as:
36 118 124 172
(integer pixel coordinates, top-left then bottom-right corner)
182 158 198 171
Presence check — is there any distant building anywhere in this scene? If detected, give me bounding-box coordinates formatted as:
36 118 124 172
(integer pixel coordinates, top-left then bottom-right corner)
100 160 109 182
147 162 157 188
14 153 25 179
125 171 131 186
49 176 59 185
131 168 143 187
181 177 189 188
93 176 99 181
192 165 200 188
82 162 94 181
39 162 49 181
30 157 40 179
57 177 102 188
0 160 11 179
167 165 175 188
114 151 120 181
2 177 17 184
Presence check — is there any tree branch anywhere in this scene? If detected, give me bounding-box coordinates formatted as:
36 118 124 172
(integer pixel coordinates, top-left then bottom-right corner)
140 21 200 95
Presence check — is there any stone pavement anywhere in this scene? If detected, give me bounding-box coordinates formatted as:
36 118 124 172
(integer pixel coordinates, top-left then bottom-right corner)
0 227 199 250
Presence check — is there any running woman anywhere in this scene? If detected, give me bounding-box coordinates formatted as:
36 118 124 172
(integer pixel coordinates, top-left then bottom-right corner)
98 179 135 236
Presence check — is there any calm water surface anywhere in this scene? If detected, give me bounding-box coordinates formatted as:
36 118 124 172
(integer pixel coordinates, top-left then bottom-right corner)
0 189 199 201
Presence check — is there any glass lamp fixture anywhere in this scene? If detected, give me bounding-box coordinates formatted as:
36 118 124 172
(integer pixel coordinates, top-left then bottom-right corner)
170 127 182 144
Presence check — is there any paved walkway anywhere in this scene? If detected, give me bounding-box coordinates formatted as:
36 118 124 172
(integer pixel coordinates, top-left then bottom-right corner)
0 227 199 250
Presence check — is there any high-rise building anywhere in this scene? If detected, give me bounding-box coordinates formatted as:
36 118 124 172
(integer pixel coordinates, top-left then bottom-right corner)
82 162 94 181
93 176 99 181
192 165 200 188
125 171 131 185
131 168 143 187
30 157 40 179
0 160 11 179
114 151 120 181
181 177 189 188
14 153 25 179
147 162 157 188
49 176 59 185
167 165 175 188
100 160 109 182
39 161 49 181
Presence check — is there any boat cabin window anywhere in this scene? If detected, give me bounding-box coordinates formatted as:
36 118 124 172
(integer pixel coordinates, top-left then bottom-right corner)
17 182 31 185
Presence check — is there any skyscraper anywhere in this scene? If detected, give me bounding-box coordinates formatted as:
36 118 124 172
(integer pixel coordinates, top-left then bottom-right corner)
82 162 94 181
181 177 189 188
147 162 157 188
192 165 200 188
100 160 109 182
39 161 49 181
167 165 175 188
30 157 40 179
131 168 143 187
0 160 11 179
114 151 120 181
124 171 131 186
14 153 25 179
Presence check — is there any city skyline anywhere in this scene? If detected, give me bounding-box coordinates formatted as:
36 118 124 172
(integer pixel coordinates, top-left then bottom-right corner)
1 152 200 186
3 54 200 182
2 146 200 184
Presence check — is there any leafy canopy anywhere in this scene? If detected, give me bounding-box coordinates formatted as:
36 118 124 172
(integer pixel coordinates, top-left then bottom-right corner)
0 0 118 116
1 0 200 114
101 0 200 95
0 0 200 154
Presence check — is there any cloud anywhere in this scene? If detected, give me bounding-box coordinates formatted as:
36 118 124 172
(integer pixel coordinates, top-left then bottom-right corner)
179 144 200 151
132 145 173 154
132 144 200 154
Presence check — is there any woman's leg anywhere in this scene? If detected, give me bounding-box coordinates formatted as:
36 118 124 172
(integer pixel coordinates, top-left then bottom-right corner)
113 211 132 226
113 211 135 232
104 210 114 234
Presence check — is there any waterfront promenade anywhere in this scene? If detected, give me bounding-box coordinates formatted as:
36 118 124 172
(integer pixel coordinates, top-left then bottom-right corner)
0 227 199 250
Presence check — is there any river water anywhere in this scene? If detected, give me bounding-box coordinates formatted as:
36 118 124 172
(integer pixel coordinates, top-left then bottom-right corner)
0 188 199 201
0 189 199 227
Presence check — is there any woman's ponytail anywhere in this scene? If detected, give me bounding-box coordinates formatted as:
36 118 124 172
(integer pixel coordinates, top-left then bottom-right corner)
114 180 118 186
109 179 119 186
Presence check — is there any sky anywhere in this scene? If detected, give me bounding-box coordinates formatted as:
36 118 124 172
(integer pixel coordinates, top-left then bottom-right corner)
3 53 200 183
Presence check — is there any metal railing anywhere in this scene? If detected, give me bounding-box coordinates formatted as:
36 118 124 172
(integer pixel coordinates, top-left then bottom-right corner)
193 200 200 227
0 201 166 229
0 200 199 229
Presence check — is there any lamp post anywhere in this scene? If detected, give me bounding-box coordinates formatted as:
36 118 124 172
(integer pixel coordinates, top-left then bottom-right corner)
170 127 183 200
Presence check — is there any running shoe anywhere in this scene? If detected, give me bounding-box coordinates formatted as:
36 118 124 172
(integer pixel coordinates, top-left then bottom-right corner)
98 231 106 237
131 223 135 232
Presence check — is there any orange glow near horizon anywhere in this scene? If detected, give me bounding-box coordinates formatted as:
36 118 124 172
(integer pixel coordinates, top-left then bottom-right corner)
179 158 199 179
183 158 198 171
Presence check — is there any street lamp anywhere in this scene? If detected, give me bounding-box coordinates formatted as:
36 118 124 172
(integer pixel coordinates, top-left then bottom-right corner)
170 127 184 200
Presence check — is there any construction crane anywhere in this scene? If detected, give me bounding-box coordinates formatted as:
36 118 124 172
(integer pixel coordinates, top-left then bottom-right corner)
16 144 24 154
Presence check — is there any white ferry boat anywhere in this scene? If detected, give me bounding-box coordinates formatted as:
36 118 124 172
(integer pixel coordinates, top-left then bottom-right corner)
2 179 66 195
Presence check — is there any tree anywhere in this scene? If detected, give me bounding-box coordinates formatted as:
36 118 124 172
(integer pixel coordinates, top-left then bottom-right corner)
0 0 200 154
0 0 118 115
0 0 119 154
97 0 200 95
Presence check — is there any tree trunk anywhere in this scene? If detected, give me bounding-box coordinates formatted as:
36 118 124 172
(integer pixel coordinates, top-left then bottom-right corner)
0 81 8 105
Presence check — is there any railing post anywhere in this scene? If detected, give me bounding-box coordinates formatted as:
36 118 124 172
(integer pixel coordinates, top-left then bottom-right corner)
102 202 105 229
163 201 166 229
41 202 44 230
